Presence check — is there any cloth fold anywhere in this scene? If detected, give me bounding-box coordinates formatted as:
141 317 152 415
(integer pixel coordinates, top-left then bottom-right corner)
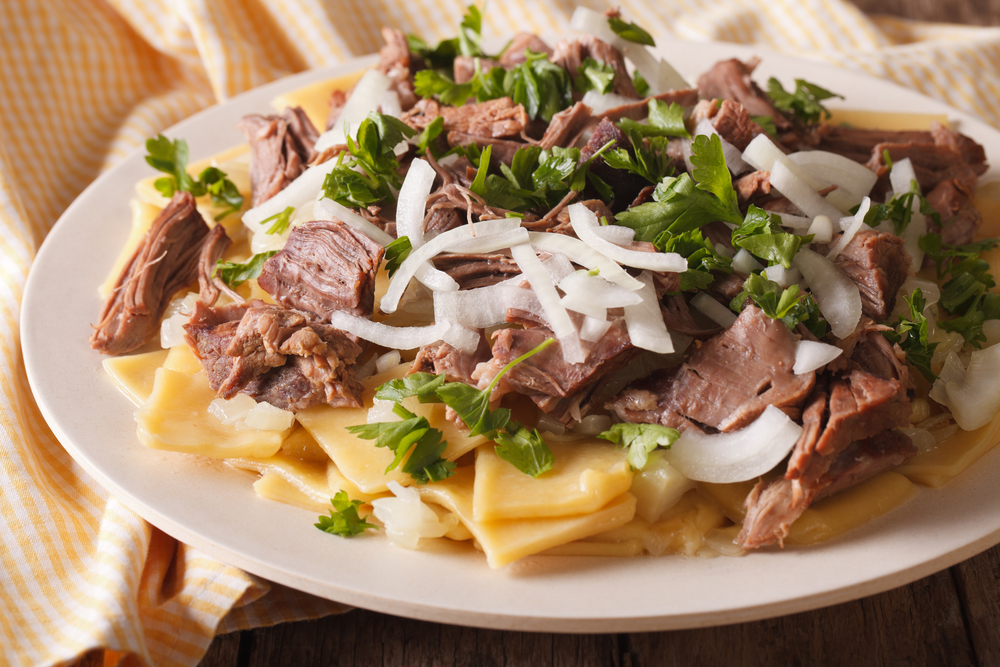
2 1 998 665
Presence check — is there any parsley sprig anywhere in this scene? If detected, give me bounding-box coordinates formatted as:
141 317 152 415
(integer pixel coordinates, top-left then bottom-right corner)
731 272 827 337
321 113 416 208
406 5 487 70
145 135 245 221
315 491 379 537
369 338 557 477
766 78 842 125
883 289 938 382
655 228 733 291
574 58 615 95
213 251 277 287
598 423 679 470
919 235 1000 346
384 236 413 278
607 16 656 46
732 206 813 269
346 403 456 484
862 179 941 235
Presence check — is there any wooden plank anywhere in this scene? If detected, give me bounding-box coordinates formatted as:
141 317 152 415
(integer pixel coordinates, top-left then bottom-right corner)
954 545 1000 665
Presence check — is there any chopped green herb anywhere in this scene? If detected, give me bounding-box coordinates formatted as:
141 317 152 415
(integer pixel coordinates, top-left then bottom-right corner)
574 57 615 95
732 206 813 269
406 5 486 70
145 134 245 221
598 423 679 470
346 403 455 483
262 206 295 235
383 235 413 278
321 113 416 208
766 77 842 125
315 491 378 537
632 70 650 97
607 16 656 47
751 115 778 136
375 372 445 404
862 179 940 236
919 235 1000 346
212 251 277 287
654 228 732 291
602 129 675 185
493 423 555 478
883 289 938 381
617 100 690 139
732 272 827 336
416 116 446 157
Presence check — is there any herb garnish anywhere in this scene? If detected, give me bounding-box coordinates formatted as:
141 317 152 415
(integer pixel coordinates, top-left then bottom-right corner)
212 251 277 287
574 58 615 95
145 135 244 221
384 236 413 278
607 16 656 46
731 272 827 337
598 423 679 470
315 491 379 537
732 206 813 269
766 78 842 125
883 289 939 381
862 179 940 235
321 113 416 208
346 403 456 484
262 206 294 235
919 235 1000 346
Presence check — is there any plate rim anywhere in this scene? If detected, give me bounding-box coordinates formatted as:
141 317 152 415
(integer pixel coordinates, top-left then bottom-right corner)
21 39 1000 633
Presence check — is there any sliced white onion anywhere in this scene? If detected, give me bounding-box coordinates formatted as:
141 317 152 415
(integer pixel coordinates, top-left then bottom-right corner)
788 151 878 197
690 292 737 328
826 197 871 260
929 351 966 406
574 414 613 436
898 277 941 309
570 6 622 43
328 311 450 349
376 350 402 374
624 271 674 354
732 248 764 274
433 284 509 329
395 158 436 248
890 157 919 198
527 232 643 291
510 243 585 363
368 397 399 424
445 226 529 254
372 481 457 550
208 394 257 426
665 405 802 483
793 340 843 375
560 292 607 320
314 197 394 246
315 69 392 153
581 89 637 115
569 203 687 272
354 353 378 381
775 213 813 230
592 225 637 246
580 316 613 342
938 344 1000 430
558 271 643 309
243 160 338 230
379 90 403 119
902 210 927 271
244 401 295 431
380 219 521 313
807 214 834 244
714 243 734 258
769 160 844 221
160 292 199 348
442 323 481 354
793 248 862 339
694 119 749 175
541 252 576 285
763 264 802 288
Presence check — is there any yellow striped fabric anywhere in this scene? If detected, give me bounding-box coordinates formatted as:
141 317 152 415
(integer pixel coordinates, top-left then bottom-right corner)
2 0 999 664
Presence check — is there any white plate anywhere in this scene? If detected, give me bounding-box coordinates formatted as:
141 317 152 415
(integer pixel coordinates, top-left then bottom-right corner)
22 40 1000 633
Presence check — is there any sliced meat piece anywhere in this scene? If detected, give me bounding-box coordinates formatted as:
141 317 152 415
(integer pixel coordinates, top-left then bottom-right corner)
697 59 793 133
580 117 648 211
661 294 723 338
431 252 521 289
532 198 615 235
91 192 210 355
257 219 385 319
500 33 553 68
551 35 638 98
607 305 814 432
411 335 492 385
926 177 982 246
237 106 320 207
602 89 700 123
481 319 641 425
692 98 759 151
403 97 529 138
735 170 771 205
538 102 593 149
867 141 979 194
836 318 910 388
196 224 232 306
184 301 364 411
832 230 910 322
377 27 420 112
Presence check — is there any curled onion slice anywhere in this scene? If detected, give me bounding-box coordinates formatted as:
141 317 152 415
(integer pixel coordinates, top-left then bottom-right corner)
691 292 737 328
433 284 509 329
511 243 586 363
664 405 802 483
890 157 919 197
315 197 393 246
624 272 674 354
527 232 643 290
592 224 636 246
788 150 877 197
793 248 861 339
807 214 834 244
935 344 1000 431
314 69 392 152
243 160 337 230
328 311 450 349
569 203 687 272
395 158 436 248
558 271 643 309
793 340 843 374
580 316 613 342
826 197 871 260
768 160 844 221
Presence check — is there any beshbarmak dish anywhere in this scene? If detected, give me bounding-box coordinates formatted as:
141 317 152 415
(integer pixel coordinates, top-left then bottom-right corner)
91 6 1000 569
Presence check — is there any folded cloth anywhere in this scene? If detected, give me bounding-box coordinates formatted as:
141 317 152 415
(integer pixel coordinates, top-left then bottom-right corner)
1 0 998 665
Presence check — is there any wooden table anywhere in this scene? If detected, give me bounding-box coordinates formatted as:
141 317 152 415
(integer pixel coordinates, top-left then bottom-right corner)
191 2 1000 664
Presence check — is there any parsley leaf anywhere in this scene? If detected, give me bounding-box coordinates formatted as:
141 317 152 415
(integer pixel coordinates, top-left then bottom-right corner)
607 16 656 46
617 100 690 139
383 236 413 278
654 227 732 291
751 115 777 136
862 179 940 235
920 235 1000 346
598 423 679 470
213 251 277 287
146 135 244 221
406 5 486 70
413 70 474 106
402 427 456 484
574 57 615 94
375 372 445 403
321 113 416 208
347 404 455 483
493 423 555 477
732 272 827 336
416 116 445 157
766 78 843 125
602 130 675 185
883 289 939 381
315 491 378 537
732 206 813 269
262 206 294 235
632 70 650 97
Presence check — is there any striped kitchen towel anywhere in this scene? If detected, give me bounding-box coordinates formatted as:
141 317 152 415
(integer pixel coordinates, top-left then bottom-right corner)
2 0 998 665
